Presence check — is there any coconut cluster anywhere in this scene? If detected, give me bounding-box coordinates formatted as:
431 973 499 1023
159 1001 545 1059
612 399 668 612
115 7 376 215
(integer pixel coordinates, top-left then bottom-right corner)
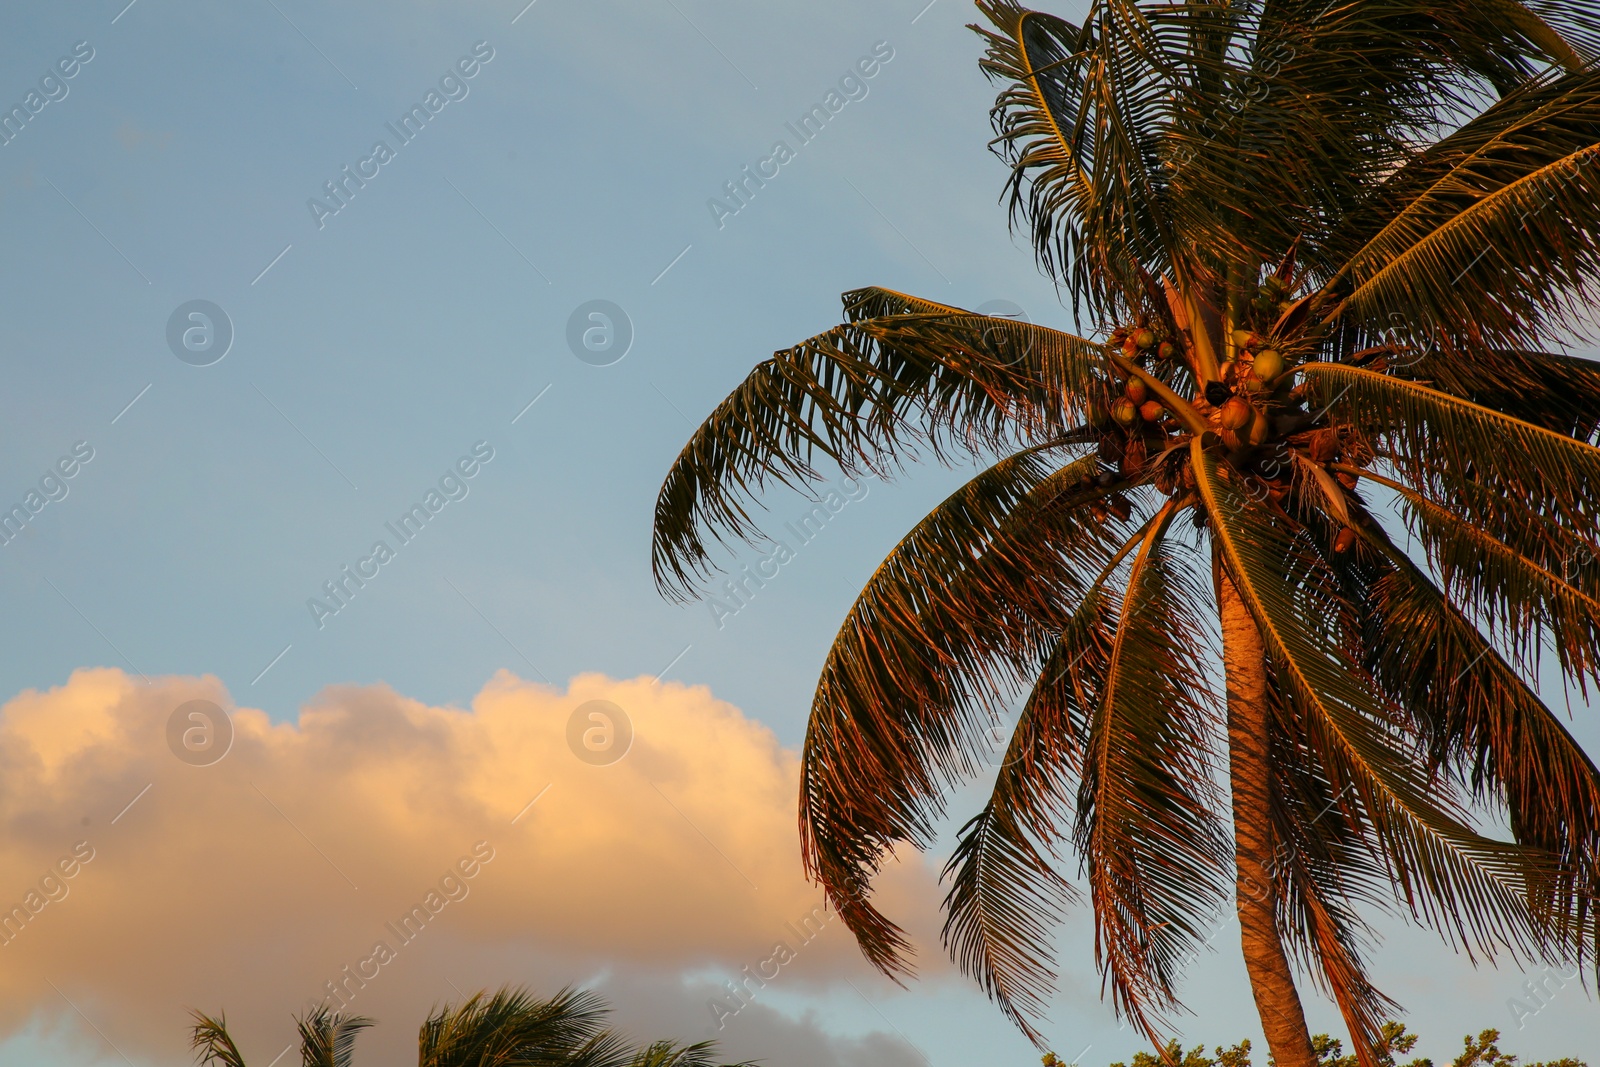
1081 323 1188 507
1075 277 1376 551
1214 329 1287 448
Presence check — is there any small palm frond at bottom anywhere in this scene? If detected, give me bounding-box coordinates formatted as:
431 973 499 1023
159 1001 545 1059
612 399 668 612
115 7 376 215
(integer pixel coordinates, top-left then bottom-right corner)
628 1039 758 1067
417 985 631 1067
296 1006 372 1067
189 1011 249 1067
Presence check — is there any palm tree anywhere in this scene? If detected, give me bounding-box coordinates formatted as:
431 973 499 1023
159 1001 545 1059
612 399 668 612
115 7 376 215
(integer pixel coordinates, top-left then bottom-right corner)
190 985 752 1067
649 3 1600 1066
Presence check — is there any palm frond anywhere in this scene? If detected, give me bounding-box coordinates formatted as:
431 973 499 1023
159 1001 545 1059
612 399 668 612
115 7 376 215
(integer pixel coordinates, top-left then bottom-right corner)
1193 443 1564 964
296 1006 371 1067
417 986 630 1067
1400 348 1600 441
1362 468 1600 687
974 0 1191 319
1358 520 1600 962
1075 506 1231 1045
628 1040 756 1067
652 286 1107 598
190 1011 250 1067
802 449 1151 976
1266 679 1403 1067
1300 363 1600 562
941 588 1113 1041
1319 68 1600 353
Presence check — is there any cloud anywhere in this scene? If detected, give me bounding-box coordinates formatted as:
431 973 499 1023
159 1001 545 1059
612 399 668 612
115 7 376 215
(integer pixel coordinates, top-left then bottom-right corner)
0 668 942 1066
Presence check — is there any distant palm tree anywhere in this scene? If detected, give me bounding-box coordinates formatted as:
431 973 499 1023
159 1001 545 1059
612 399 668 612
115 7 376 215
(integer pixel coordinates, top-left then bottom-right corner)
190 986 752 1067
650 2 1600 1066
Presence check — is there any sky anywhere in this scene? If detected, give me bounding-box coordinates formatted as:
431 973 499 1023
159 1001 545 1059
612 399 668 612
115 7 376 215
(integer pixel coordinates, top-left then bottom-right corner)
0 1 1597 1065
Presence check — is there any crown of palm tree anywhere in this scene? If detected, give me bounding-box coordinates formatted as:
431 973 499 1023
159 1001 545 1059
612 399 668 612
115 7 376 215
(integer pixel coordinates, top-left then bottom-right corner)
649 3 1600 1067
189 986 754 1067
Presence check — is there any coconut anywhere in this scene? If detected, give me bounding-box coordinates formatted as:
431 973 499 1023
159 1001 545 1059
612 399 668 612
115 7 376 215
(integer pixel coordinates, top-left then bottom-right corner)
1333 528 1358 554
1231 328 1256 350
1309 428 1338 464
1121 439 1147 474
1220 397 1254 430
1107 496 1133 522
1247 414 1270 446
1134 328 1157 349
1252 349 1286 381
1112 397 1139 427
1122 339 1141 359
1219 359 1236 382
1125 378 1149 405
1139 400 1165 422
1158 341 1178 360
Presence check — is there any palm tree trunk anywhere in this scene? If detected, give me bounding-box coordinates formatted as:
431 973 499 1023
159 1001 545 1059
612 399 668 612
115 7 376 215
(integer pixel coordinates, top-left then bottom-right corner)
1218 567 1318 1067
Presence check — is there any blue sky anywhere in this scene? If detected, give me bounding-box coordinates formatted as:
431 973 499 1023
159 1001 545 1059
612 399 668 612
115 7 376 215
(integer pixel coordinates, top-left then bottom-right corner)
0 1 1597 1065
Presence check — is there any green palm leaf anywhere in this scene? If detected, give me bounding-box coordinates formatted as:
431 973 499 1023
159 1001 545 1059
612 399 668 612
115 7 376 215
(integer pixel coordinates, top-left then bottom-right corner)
1399 348 1600 441
1193 443 1563 962
1359 521 1600 955
417 986 631 1067
803 448 1148 973
974 0 1190 320
626 1041 755 1067
652 286 1107 598
941 588 1112 1039
1355 467 1600 685
1265 682 1401 1067
1320 69 1600 353
190 1012 250 1067
1074 509 1231 1044
296 1007 372 1067
1300 363 1600 561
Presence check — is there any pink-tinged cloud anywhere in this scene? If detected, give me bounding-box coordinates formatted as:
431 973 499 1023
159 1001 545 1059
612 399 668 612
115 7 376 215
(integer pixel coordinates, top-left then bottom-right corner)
0 668 940 1067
